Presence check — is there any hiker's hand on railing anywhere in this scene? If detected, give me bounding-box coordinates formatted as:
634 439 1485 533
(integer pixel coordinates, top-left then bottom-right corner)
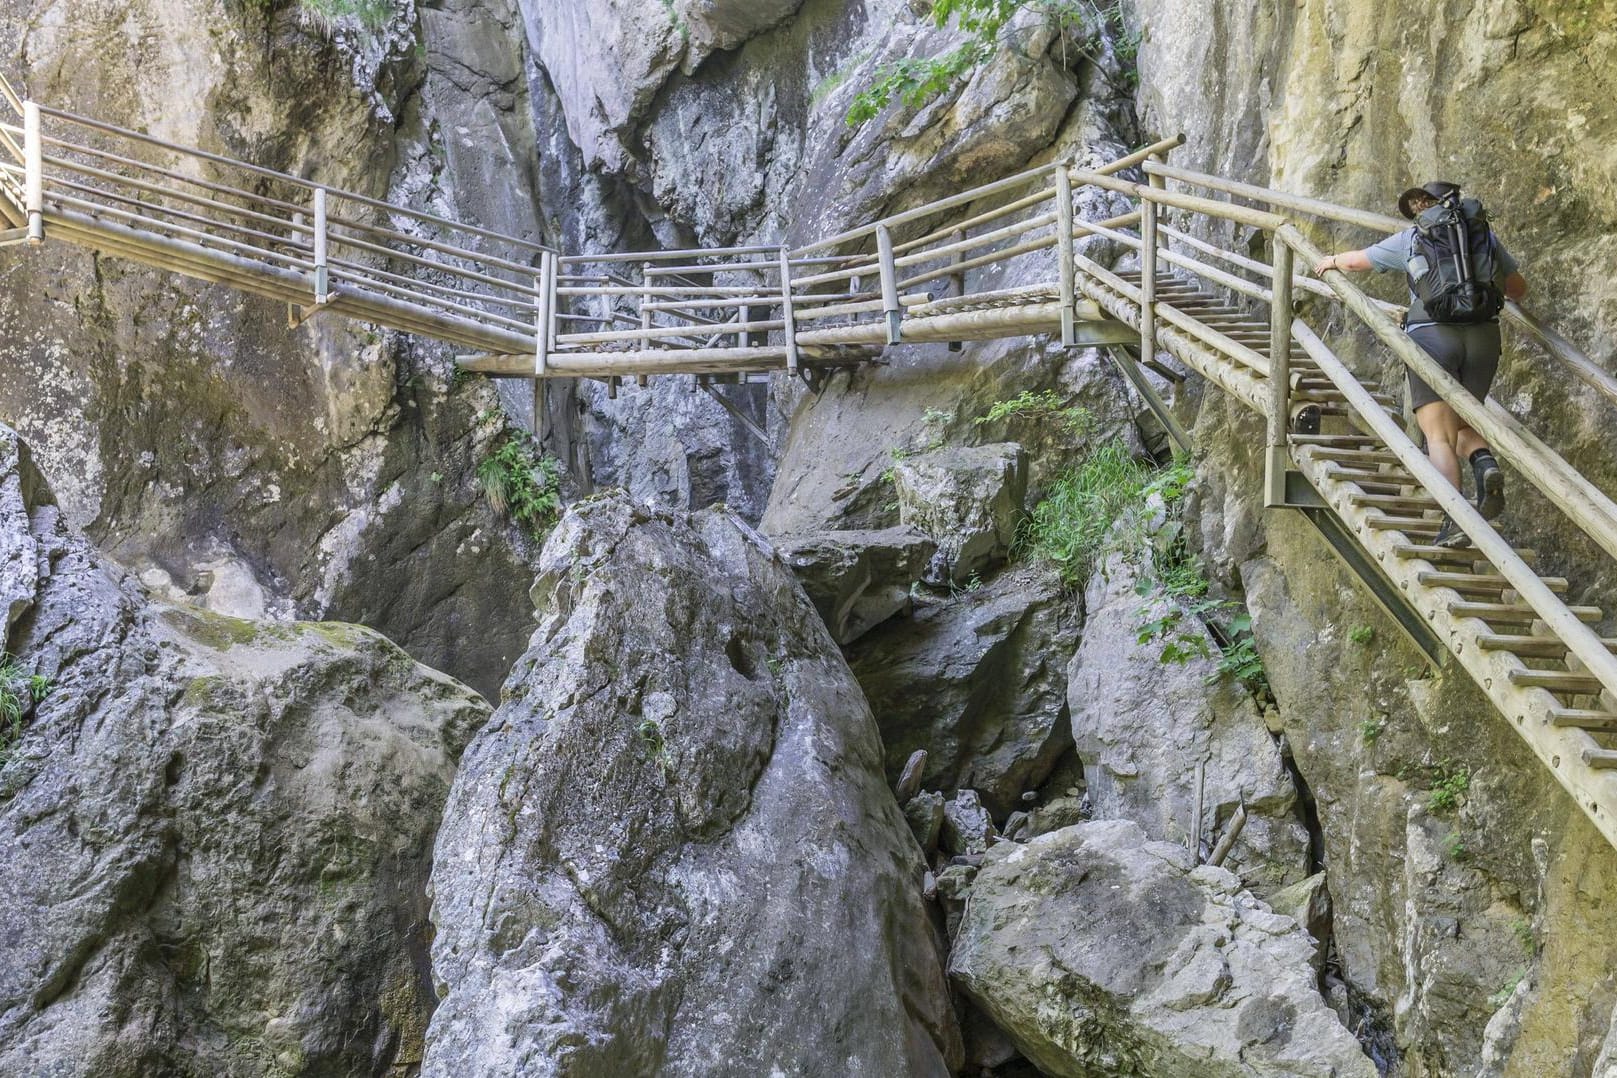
1312 255 1339 276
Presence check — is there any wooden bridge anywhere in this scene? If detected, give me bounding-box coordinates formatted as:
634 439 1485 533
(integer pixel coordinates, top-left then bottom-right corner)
4 76 1617 853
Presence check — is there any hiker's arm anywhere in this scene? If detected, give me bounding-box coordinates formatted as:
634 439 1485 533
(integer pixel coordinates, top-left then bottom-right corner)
1311 249 1373 275
1504 272 1527 301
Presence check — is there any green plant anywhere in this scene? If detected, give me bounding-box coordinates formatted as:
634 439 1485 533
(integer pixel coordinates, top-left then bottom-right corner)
1349 625 1375 645
638 718 674 777
1445 833 1470 862
975 390 1094 437
297 0 396 33
1427 763 1471 813
477 435 563 541
1018 440 1151 587
1488 972 1525 1010
0 655 47 761
845 1 1123 126
1359 716 1387 745
1511 917 1535 954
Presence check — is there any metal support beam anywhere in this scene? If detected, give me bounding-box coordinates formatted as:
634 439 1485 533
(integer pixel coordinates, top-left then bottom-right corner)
1297 504 1447 668
1264 242 1294 507
1106 345 1191 454
699 381 770 445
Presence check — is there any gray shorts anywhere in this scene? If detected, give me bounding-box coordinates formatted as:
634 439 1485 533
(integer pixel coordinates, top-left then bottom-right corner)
1406 322 1502 411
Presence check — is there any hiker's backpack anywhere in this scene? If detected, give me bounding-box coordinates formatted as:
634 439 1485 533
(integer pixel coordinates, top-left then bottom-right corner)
1408 192 1505 324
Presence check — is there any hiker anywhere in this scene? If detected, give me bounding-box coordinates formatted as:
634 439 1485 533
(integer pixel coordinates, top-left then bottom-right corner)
1311 181 1528 548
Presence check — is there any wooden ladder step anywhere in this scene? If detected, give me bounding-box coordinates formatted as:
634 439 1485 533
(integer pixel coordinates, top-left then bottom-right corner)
1417 570 1568 595
1477 634 1614 659
1290 433 1382 446
1301 448 1403 465
1367 514 1441 535
1509 669 1607 694
1351 493 1439 511
1394 543 1536 564
1551 708 1617 731
1449 600 1601 624
1583 749 1617 770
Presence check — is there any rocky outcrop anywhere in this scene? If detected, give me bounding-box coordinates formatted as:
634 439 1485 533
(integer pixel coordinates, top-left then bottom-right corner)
850 563 1078 818
949 819 1376 1078
1068 551 1310 892
893 441 1027 586
776 525 936 643
423 493 961 1076
0 425 490 1077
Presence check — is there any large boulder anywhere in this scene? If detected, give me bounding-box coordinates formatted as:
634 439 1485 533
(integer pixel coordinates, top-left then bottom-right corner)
422 493 961 1076
0 426 490 1077
949 819 1377 1078
775 525 937 644
893 442 1028 586
1068 553 1309 891
849 563 1078 818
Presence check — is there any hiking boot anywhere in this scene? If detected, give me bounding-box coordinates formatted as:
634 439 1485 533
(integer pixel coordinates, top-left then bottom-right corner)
1433 516 1472 550
1474 454 1505 521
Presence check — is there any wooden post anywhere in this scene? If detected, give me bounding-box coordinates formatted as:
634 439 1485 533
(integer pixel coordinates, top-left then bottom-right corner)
312 187 329 305
876 223 901 345
1055 166 1076 347
1264 241 1294 507
23 101 42 244
1139 195 1158 364
778 246 800 374
948 228 965 352
534 252 552 378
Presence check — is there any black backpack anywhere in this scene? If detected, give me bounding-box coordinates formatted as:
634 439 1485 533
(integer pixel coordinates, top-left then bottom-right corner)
1409 192 1504 324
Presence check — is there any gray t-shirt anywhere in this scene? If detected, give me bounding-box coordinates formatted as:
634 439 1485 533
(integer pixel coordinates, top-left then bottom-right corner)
1365 227 1519 329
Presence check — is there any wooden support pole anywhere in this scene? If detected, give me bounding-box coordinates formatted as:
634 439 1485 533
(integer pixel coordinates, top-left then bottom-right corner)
23 101 42 244
1264 241 1294 507
312 187 329 305
876 223 901 345
1055 166 1077 347
778 245 800 374
534 252 553 378
948 228 966 352
1139 195 1158 364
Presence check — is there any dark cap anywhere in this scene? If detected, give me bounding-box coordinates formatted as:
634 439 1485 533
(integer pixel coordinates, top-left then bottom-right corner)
1398 181 1461 219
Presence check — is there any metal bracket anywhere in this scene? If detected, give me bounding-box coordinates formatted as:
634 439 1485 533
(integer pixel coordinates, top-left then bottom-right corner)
1106 345 1191 453
1291 484 1446 668
699 381 769 445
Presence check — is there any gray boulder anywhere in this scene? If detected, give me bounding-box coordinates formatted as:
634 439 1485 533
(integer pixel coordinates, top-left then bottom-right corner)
893 442 1028 586
1068 553 1309 891
775 525 937 644
850 563 1078 818
0 426 490 1077
423 493 961 1076
949 819 1377 1078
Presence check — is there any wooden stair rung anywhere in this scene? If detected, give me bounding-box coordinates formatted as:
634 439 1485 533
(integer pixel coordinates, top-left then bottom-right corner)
1289 433 1381 446
1449 601 1601 624
1300 448 1403 464
1395 544 1536 568
1553 708 1617 732
1582 748 1617 770
1417 570 1568 594
1351 493 1439 511
1509 669 1607 694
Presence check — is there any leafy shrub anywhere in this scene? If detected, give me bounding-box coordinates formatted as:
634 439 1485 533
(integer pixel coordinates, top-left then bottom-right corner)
477 436 563 542
1427 763 1471 813
0 655 49 761
975 390 1094 437
1018 440 1151 587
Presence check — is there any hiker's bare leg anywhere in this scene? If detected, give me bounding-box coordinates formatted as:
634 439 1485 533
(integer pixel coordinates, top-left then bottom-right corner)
1416 400 1463 490
1455 424 1490 460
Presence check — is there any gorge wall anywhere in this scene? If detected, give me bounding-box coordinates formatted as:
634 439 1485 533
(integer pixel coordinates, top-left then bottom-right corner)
2 0 1616 1075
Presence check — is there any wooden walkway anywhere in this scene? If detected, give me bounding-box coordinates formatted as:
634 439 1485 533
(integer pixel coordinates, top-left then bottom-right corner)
4 75 1617 852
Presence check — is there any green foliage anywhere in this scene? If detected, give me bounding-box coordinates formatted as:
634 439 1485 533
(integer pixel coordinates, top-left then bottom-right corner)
1445 833 1470 862
1018 440 1152 587
477 436 563 541
845 0 1125 125
975 390 1094 437
1348 625 1375 646
0 655 48 761
1359 716 1387 745
1426 763 1471 813
298 0 397 33
638 718 674 777
1487 972 1525 1010
1511 917 1535 954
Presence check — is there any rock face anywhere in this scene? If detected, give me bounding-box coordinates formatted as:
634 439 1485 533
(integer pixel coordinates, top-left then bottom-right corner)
0 425 490 1077
893 442 1027 586
949 819 1377 1078
776 525 936 643
423 493 961 1076
850 563 1078 819
1068 552 1310 891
